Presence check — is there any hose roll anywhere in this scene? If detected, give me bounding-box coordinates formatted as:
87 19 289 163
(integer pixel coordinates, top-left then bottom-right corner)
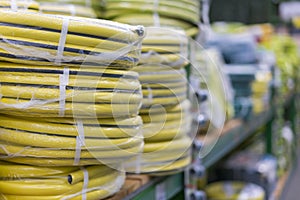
0 0 98 18
139 27 189 68
125 135 192 174
0 63 143 118
0 0 39 11
0 161 125 200
0 114 144 166
134 66 187 108
39 3 97 18
103 0 200 36
0 10 145 69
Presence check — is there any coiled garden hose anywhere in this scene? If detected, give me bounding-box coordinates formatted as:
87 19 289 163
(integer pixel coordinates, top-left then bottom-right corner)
125 135 192 173
0 161 125 200
39 3 97 18
205 181 265 200
112 14 199 37
0 0 97 18
0 114 143 166
0 0 39 11
0 10 145 68
125 100 192 173
139 28 189 68
0 63 142 117
103 0 200 36
134 65 187 108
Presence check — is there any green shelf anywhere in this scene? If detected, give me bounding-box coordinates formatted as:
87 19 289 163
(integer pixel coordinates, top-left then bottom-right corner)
124 173 184 200
123 93 296 200
202 109 273 168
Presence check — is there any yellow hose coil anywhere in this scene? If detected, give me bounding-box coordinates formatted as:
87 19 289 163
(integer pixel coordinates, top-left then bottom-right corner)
0 0 39 11
0 114 143 166
138 28 189 68
134 65 187 108
125 101 192 174
125 135 192 173
205 181 265 200
0 0 97 18
0 10 145 68
0 161 125 200
0 63 142 117
39 3 97 18
103 0 200 37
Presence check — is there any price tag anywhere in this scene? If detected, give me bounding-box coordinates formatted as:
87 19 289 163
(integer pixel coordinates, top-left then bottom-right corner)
155 182 166 200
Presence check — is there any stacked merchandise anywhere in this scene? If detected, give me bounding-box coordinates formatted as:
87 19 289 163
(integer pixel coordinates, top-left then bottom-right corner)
190 48 234 135
0 10 145 199
223 65 256 118
261 35 299 95
0 0 98 18
205 181 265 200
125 28 193 174
101 0 201 174
215 152 277 199
102 0 200 37
251 70 272 114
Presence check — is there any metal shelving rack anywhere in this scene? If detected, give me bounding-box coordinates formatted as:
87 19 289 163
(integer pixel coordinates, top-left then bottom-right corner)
121 92 297 200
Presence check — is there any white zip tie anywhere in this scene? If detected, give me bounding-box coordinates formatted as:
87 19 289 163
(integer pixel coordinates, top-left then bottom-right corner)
146 84 153 103
10 0 18 11
68 5 76 16
85 0 91 7
59 67 69 117
74 120 85 165
153 0 160 27
81 167 89 200
55 18 69 65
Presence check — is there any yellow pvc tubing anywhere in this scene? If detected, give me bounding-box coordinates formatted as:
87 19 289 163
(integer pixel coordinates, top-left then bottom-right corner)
0 141 142 159
126 155 191 174
143 136 191 153
139 99 190 114
0 0 39 11
0 162 77 178
0 162 125 199
0 115 142 138
0 128 143 149
0 98 140 118
39 3 97 18
0 86 142 104
141 112 184 123
112 13 194 29
142 93 186 107
0 10 144 43
2 156 123 166
0 171 119 195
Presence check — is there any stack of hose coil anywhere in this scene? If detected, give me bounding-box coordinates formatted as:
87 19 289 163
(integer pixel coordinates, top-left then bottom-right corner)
39 3 97 18
102 0 200 37
125 28 193 174
0 0 98 18
0 161 125 200
0 10 145 199
0 0 39 12
205 181 265 200
36 0 100 18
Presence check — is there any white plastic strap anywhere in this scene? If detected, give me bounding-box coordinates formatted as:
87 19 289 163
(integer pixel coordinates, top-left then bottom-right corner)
202 0 210 25
55 18 69 65
85 0 91 7
68 5 76 16
153 0 160 27
59 67 69 117
81 167 89 200
74 120 85 165
10 0 18 11
145 84 153 103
